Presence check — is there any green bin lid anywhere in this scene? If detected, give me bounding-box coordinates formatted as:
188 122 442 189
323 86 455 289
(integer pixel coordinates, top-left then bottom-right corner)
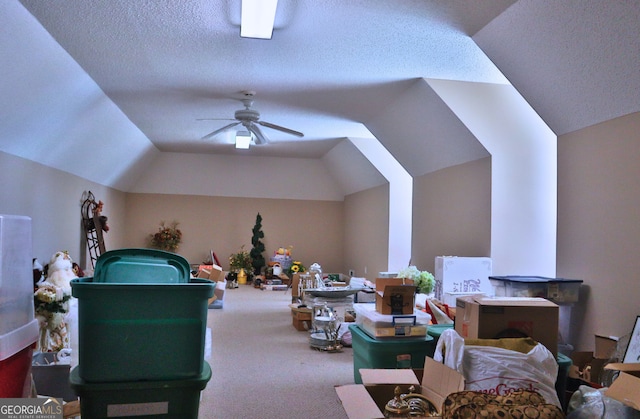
93 248 191 284
427 324 454 338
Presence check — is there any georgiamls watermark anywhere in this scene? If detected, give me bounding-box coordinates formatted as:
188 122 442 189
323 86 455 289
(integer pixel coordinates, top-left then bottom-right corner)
0 398 63 419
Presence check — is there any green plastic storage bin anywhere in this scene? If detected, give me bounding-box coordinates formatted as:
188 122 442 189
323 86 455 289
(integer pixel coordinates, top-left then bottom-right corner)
71 277 214 382
426 324 453 340
556 353 572 410
93 248 191 284
70 361 211 419
349 324 434 384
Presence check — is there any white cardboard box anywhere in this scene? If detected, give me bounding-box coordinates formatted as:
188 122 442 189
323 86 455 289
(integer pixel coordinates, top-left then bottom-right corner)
335 357 465 418
434 256 492 302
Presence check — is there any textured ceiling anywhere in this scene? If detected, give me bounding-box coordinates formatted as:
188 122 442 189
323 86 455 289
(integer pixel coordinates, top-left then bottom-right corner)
18 0 514 158
474 0 640 136
13 0 640 161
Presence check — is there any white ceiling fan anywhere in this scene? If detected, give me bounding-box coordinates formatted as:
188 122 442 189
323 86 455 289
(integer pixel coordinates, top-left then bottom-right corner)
199 91 304 145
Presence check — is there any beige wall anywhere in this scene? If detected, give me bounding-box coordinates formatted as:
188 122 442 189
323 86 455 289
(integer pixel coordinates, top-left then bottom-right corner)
557 111 640 350
0 151 128 271
412 157 492 274
0 150 490 284
343 183 390 279
123 193 345 273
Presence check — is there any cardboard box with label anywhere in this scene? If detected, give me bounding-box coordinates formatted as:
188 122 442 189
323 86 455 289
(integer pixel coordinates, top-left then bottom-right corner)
455 296 559 357
374 278 416 315
335 356 465 418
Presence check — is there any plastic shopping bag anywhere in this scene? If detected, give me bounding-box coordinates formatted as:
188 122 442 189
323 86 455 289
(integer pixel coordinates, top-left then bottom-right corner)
463 342 561 407
433 329 561 407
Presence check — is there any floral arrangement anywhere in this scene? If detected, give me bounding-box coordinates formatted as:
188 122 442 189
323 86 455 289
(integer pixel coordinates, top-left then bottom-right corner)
396 266 435 294
287 261 306 276
229 245 253 273
150 221 182 252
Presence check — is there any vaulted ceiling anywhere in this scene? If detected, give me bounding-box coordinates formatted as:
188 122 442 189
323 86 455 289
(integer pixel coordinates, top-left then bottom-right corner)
3 0 639 192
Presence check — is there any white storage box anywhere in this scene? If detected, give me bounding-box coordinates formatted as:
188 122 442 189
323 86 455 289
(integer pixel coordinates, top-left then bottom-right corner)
353 303 431 339
0 215 36 339
441 291 485 307
0 215 39 398
434 256 492 302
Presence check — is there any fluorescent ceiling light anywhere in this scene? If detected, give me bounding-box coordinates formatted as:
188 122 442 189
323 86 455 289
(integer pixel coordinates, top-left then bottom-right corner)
241 0 278 39
235 131 252 149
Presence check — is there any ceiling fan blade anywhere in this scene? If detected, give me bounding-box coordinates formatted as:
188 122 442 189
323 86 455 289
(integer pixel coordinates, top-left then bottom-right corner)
257 121 304 137
248 123 269 145
201 121 241 140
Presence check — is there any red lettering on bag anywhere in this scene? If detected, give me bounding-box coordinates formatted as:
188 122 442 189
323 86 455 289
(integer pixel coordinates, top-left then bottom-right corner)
475 382 539 396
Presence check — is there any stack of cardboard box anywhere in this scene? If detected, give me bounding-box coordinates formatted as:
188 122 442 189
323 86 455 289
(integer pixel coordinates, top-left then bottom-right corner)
197 264 226 307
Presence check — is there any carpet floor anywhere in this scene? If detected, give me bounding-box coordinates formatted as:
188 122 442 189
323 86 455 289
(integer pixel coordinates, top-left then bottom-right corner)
199 284 354 419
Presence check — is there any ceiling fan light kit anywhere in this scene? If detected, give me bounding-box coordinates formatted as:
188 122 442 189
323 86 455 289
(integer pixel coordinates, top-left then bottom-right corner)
235 131 252 149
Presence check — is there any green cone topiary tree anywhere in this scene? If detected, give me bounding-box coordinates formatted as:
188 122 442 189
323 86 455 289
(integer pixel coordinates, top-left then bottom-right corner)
250 213 266 275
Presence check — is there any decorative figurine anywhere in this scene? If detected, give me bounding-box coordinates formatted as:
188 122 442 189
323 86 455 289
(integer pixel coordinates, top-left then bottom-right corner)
34 251 78 352
384 386 410 418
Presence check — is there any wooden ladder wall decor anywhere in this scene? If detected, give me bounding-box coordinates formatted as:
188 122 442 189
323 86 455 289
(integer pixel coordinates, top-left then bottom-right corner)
81 191 107 269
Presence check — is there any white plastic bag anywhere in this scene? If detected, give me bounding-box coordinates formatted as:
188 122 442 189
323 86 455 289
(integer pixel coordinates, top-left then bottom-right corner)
463 343 560 407
433 329 561 407
433 328 465 374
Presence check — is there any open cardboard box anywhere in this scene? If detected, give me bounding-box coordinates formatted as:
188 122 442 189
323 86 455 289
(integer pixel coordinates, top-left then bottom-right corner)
335 357 464 418
569 334 620 384
455 296 559 358
196 264 223 281
604 363 640 411
374 277 416 315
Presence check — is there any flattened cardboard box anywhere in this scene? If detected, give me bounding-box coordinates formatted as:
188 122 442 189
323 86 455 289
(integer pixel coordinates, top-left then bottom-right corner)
455 296 559 358
336 357 465 419
375 277 416 315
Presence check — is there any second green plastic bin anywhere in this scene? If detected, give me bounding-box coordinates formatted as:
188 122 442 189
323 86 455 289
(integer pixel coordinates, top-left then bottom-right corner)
349 324 434 384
